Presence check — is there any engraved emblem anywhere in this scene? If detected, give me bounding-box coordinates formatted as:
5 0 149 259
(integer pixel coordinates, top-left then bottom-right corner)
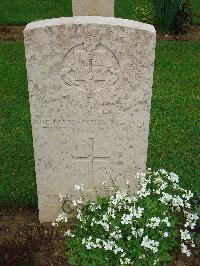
61 36 120 97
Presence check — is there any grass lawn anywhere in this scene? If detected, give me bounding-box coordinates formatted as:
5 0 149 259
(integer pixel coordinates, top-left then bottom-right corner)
0 0 72 25
0 0 199 25
147 41 200 193
0 42 37 207
0 40 199 207
192 0 200 25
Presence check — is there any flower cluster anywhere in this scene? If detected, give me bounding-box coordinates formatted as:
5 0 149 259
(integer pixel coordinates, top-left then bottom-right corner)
141 235 159 254
54 169 199 265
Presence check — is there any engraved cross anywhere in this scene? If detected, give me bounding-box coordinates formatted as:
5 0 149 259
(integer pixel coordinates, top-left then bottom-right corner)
89 58 93 72
73 138 110 184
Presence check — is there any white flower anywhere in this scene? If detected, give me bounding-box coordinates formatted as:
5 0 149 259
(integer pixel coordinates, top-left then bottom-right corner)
162 217 171 227
180 229 191 241
96 219 110 231
107 207 116 219
77 209 82 221
58 193 65 201
184 211 198 229
153 259 159 265
52 221 58 227
182 190 193 201
134 207 144 218
147 217 160 229
137 188 151 198
154 177 168 191
113 246 123 254
159 169 168 175
72 200 77 206
86 243 92 249
74 184 84 191
93 238 102 248
56 212 68 223
122 257 131 265
172 195 184 209
64 230 75 238
89 203 101 212
131 196 138 202
121 213 133 225
77 198 84 205
131 227 137 237
141 235 159 254
120 257 131 265
102 214 109 221
168 172 179 183
185 202 191 209
173 183 179 189
159 192 172 205
137 228 144 237
102 240 115 251
163 232 169 238
110 230 122 240
181 243 191 257
83 237 98 250
89 203 96 212
131 227 144 238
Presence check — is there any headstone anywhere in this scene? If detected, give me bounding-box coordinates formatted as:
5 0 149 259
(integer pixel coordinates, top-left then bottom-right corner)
72 0 114 17
24 17 156 222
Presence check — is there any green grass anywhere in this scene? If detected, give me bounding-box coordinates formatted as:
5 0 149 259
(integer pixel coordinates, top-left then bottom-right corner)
148 41 200 193
0 0 199 25
0 41 199 207
0 42 37 207
0 0 72 25
191 0 200 24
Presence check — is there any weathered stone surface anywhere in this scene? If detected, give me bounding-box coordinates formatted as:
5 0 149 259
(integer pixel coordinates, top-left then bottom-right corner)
24 17 156 222
72 0 114 17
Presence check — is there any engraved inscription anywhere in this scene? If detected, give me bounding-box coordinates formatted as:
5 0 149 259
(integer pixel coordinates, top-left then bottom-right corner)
73 138 110 184
34 117 114 131
61 36 120 97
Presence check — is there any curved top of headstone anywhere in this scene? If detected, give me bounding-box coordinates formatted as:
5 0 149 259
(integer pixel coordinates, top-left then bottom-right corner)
24 16 156 34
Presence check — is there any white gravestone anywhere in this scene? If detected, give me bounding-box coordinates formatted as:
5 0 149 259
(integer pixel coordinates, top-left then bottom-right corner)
24 17 156 222
72 0 115 17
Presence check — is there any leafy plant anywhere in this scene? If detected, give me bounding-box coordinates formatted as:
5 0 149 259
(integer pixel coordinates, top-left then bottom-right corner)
54 169 198 265
132 1 155 24
153 0 192 33
175 0 192 33
190 192 200 248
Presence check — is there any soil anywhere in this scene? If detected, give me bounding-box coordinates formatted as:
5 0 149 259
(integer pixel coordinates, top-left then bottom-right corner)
0 208 66 265
0 25 200 42
157 26 200 41
0 208 199 266
0 26 25 42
